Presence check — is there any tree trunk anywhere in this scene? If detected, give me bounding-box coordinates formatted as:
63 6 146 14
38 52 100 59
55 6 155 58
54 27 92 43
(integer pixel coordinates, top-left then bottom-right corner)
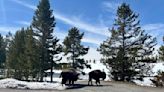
50 60 53 82
40 69 44 82
72 44 75 69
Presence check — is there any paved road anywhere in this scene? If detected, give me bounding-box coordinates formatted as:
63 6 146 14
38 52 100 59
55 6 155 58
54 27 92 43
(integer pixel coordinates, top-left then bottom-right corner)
0 81 164 92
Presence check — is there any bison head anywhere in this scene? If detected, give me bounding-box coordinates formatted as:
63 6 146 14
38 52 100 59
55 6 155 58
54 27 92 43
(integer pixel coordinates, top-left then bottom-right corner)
101 72 106 80
72 73 80 81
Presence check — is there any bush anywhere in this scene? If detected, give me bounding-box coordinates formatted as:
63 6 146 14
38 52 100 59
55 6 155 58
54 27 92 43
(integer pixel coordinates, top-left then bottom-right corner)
151 71 164 87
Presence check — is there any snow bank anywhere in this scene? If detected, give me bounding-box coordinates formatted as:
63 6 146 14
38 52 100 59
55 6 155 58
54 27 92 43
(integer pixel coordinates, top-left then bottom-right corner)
0 78 66 90
45 70 62 74
133 77 154 87
133 62 164 87
44 69 62 82
43 77 62 82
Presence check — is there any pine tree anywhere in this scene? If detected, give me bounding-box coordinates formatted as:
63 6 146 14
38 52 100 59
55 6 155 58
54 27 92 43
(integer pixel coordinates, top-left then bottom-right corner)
63 27 90 70
6 27 46 81
5 32 12 52
98 3 156 81
32 0 56 81
5 32 13 77
7 28 27 80
159 37 164 61
24 27 40 81
48 37 62 82
0 34 6 68
159 46 164 61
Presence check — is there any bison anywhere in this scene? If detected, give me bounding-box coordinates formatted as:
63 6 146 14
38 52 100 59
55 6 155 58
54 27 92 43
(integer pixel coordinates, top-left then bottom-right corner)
59 69 79 85
88 70 106 85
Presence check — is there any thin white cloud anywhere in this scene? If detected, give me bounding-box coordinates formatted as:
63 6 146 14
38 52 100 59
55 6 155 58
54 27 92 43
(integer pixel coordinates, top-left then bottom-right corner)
142 23 164 55
143 23 164 39
10 0 110 48
16 21 31 26
55 27 105 46
102 1 120 13
0 26 20 34
82 37 104 45
143 24 164 55
55 13 109 36
143 23 164 31
10 0 36 10
58 48 102 62
10 0 109 37
55 27 67 40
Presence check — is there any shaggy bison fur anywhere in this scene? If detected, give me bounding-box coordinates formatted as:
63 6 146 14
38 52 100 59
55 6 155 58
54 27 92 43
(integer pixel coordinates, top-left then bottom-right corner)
88 70 106 85
60 69 79 85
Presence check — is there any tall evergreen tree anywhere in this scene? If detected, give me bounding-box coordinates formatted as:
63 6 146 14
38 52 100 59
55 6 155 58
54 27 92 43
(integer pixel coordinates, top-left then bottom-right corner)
5 32 12 52
0 34 6 68
98 3 156 81
5 32 13 77
24 27 40 81
7 28 27 80
48 37 62 82
159 37 164 61
32 0 56 81
6 27 44 81
63 27 90 70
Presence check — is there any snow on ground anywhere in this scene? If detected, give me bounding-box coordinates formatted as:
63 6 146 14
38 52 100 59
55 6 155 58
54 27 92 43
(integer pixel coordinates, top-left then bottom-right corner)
1 62 162 90
45 70 62 74
133 77 154 87
133 62 164 87
0 78 66 90
43 77 62 82
44 69 62 82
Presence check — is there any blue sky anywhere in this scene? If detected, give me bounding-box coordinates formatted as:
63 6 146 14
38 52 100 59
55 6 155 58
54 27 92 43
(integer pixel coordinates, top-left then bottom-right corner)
0 0 164 60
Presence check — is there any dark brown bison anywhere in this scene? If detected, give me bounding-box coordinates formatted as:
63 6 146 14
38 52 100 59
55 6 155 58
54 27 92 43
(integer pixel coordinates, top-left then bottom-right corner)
59 69 79 85
88 70 106 85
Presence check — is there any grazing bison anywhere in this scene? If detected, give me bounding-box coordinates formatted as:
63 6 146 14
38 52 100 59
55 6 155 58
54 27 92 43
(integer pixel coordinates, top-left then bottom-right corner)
60 69 79 85
88 70 106 85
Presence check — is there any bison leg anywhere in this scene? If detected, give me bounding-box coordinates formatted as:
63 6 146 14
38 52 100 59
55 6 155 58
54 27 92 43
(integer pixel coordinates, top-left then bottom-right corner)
68 79 74 85
68 79 71 85
88 80 90 85
98 80 100 85
95 79 100 86
88 78 93 85
61 78 67 86
72 80 74 85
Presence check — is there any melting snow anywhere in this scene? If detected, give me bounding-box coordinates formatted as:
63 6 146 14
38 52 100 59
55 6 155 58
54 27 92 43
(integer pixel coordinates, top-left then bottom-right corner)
133 62 164 87
0 62 163 89
0 78 66 90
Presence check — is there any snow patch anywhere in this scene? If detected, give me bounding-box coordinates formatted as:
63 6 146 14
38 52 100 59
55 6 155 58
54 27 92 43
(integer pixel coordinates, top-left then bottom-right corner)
43 77 62 82
133 62 164 87
133 77 154 87
0 78 66 90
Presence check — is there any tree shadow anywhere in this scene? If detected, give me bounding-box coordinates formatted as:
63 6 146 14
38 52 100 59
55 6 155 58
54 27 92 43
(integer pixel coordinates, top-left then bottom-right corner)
66 83 113 90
